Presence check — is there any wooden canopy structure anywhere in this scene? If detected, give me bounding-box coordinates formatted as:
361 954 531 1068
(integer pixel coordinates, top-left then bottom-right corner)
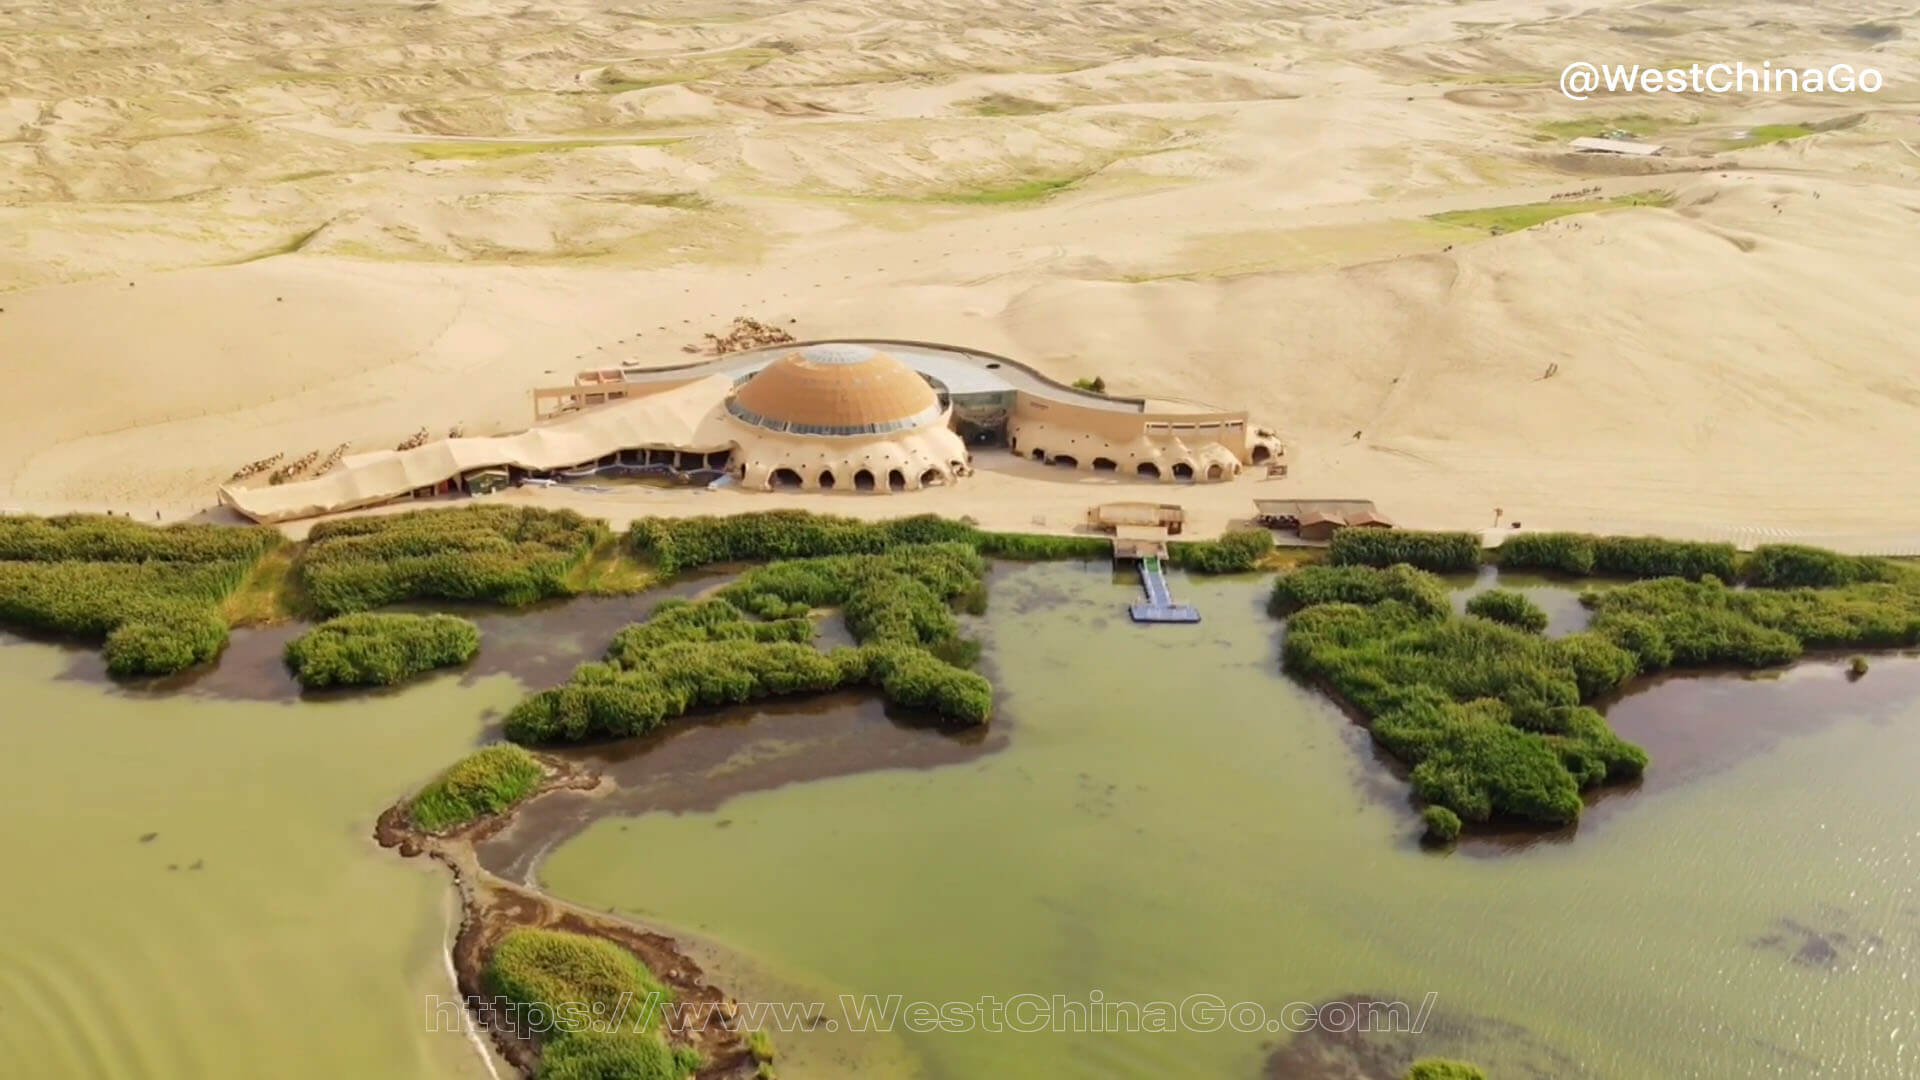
1253 498 1395 540
1089 501 1186 534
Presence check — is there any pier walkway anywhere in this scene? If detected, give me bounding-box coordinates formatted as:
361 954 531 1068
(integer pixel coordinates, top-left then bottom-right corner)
1127 555 1200 624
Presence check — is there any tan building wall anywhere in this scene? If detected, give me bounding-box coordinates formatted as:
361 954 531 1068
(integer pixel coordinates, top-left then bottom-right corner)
1007 393 1276 483
727 410 970 493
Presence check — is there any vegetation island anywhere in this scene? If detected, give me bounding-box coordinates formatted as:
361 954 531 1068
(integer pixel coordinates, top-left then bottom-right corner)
3 503 1916 1078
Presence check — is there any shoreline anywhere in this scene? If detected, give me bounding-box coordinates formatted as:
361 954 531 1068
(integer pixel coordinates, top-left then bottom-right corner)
375 754 760 1080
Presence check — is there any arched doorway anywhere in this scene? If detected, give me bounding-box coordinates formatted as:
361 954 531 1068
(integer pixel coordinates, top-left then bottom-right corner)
920 468 944 487
888 469 907 491
770 468 802 489
853 469 876 492
1053 455 1078 468
1136 462 1161 480
1172 462 1194 481
818 470 837 490
1206 464 1223 480
1092 457 1117 471
1251 445 1271 463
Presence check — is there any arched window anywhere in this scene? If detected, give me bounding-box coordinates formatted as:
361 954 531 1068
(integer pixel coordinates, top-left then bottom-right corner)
854 469 876 491
818 470 837 490
1092 457 1117 471
1250 445 1271 463
920 468 944 487
1206 464 1223 480
889 469 907 491
1136 462 1161 479
770 468 802 489
1172 462 1194 481
1053 455 1078 468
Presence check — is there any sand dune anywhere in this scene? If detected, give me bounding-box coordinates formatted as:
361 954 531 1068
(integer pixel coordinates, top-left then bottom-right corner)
2 0 1918 545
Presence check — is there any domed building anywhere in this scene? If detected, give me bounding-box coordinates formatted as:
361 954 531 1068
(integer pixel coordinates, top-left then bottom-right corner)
219 338 1284 523
721 344 970 491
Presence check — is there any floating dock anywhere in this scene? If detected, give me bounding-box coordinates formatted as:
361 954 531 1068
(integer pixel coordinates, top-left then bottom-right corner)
1090 506 1201 624
1126 554 1200 624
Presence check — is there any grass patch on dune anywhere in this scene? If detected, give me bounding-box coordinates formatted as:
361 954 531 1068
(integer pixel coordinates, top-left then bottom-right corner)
1429 191 1673 235
597 47 786 93
407 137 682 161
965 94 1060 117
1718 123 1813 150
927 175 1085 205
585 191 713 211
1534 113 1664 140
1438 72 1547 86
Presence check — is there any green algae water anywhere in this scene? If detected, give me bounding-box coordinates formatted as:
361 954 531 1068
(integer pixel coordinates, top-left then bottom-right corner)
0 636 513 1080
536 564 1920 1079
2 568 1915 1079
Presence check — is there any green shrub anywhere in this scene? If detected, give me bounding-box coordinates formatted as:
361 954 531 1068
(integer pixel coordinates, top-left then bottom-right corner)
538 1030 700 1080
1849 655 1869 677
1328 529 1481 573
1405 1061 1487 1080
1586 575 1920 666
1555 632 1640 698
746 1030 776 1063
0 515 275 676
1745 544 1894 588
1489 526 1597 572
856 643 994 723
1278 548 1920 830
104 607 230 676
1500 531 1750 581
284 613 480 688
298 506 603 615
410 744 544 831
507 546 996 743
629 509 1108 573
630 511 969 574
1465 588 1548 632
1420 805 1462 845
1279 577 1645 825
1496 531 1595 575
1590 536 1736 581
488 928 671 1031
972 531 1109 560
719 544 984 637
1169 529 1272 573
0 514 279 563
1270 565 1451 619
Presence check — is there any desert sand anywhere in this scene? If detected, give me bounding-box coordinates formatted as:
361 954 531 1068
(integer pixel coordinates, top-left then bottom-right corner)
3 0 1919 549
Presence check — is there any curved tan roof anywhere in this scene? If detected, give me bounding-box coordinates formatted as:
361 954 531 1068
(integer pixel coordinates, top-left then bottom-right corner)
726 344 943 436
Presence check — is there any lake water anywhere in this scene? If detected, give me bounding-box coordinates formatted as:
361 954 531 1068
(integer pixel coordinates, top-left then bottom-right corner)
2 565 1915 1079
537 564 1920 1079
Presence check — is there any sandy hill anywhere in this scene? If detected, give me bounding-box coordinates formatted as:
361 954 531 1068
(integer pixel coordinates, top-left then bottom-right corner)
1 0 1917 545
